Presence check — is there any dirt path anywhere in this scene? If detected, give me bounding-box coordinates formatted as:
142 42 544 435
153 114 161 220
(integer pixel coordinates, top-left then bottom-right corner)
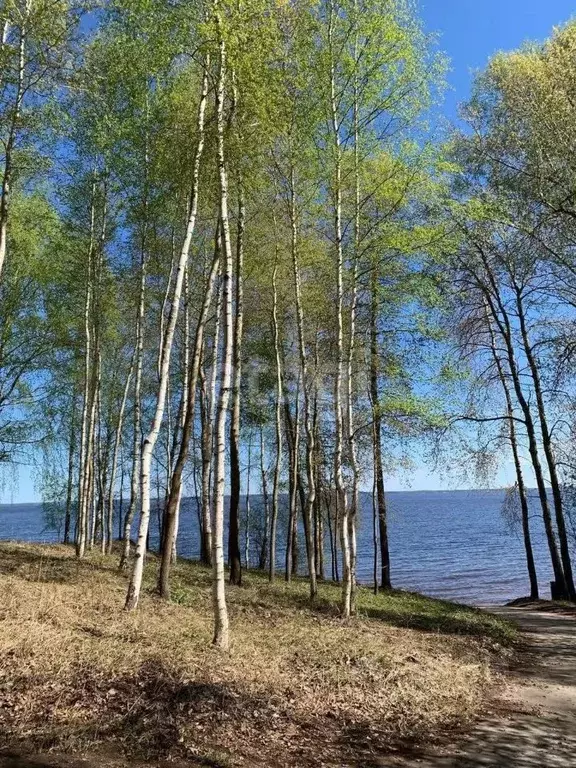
387 605 576 768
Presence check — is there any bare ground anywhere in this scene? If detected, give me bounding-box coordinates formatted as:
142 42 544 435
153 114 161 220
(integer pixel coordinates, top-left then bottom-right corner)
387 605 576 767
2 602 574 768
0 542 516 768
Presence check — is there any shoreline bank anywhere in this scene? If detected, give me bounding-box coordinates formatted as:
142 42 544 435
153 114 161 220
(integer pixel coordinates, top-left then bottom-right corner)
0 541 516 767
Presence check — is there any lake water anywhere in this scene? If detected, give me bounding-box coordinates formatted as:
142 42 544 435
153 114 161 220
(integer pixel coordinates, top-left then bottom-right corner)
0 489 563 605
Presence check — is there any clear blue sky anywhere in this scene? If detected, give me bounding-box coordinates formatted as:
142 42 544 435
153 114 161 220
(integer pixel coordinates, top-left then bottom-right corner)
419 0 575 123
5 1 575 503
389 0 576 491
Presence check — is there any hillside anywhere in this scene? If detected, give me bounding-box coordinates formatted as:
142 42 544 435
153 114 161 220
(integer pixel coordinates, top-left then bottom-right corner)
0 543 515 767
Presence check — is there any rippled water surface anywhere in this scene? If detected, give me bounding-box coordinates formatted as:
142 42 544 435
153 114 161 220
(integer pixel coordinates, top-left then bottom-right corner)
0 489 560 605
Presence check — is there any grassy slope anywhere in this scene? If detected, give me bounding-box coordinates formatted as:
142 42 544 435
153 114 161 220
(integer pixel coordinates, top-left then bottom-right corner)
0 542 516 767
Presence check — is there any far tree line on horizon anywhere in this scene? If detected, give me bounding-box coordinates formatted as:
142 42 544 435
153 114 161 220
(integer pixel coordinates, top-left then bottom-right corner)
2 0 576 649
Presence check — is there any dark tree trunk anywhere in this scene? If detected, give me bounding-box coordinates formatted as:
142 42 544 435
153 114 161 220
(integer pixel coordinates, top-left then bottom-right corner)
487 310 539 600
228 432 243 585
64 393 77 545
312 397 324 580
228 188 245 587
473 255 567 597
159 384 186 556
199 369 213 566
370 267 391 590
314 492 324 580
157 235 220 598
514 446 539 600
325 490 336 582
118 457 124 540
269 249 283 581
259 425 269 571
372 471 378 595
333 487 340 583
514 286 574 600
284 396 299 581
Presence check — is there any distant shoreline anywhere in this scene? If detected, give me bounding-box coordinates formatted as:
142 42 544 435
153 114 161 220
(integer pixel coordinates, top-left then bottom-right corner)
0 486 539 506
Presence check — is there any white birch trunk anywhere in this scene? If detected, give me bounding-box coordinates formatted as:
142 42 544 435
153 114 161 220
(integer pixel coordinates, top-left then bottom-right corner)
0 10 26 281
120 249 146 569
228 176 245 585
170 265 191 564
87 350 100 551
96 360 106 551
120 112 151 569
124 57 209 611
158 235 177 380
201 263 222 565
285 379 301 581
76 183 97 558
157 227 220 598
346 27 361 611
94 196 107 552
328 0 351 617
106 349 135 554
289 166 317 598
211 16 233 649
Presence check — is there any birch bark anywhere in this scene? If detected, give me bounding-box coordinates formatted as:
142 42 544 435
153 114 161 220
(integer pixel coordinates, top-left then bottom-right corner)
106 350 135 554
328 0 351 616
76 183 97 558
284 386 300 581
0 8 27 281
289 165 316 599
120 247 146 569
346 38 361 611
200 263 222 567
228 182 245 585
125 55 209 611
211 16 233 648
158 226 220 598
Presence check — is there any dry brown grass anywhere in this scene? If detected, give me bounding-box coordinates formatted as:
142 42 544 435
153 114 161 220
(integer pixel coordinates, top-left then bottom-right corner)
0 542 516 767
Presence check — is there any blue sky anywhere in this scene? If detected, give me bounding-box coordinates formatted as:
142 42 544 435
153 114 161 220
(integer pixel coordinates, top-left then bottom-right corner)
419 0 575 124
5 1 575 503
389 0 576 491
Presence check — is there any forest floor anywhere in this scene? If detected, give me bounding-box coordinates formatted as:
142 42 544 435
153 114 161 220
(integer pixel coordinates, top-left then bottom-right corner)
389 604 576 767
0 542 517 768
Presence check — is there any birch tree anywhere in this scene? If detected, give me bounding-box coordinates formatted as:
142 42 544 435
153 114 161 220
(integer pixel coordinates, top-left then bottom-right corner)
124 53 210 611
0 0 75 282
210 6 233 649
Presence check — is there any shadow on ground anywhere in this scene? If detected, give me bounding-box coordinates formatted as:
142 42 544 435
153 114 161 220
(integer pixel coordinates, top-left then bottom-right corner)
380 607 576 768
2 658 273 764
0 752 227 768
369 710 576 768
